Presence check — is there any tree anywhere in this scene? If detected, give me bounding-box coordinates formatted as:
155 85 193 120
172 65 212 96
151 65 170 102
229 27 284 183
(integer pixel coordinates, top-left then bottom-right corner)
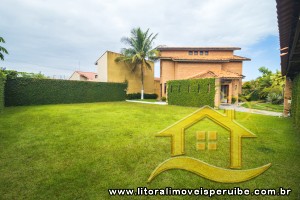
0 37 8 61
115 27 159 99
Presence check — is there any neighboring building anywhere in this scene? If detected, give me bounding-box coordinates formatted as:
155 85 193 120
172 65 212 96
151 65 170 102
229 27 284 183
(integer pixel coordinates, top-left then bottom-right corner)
69 71 98 81
277 0 300 117
95 51 155 94
154 77 160 98
157 46 250 106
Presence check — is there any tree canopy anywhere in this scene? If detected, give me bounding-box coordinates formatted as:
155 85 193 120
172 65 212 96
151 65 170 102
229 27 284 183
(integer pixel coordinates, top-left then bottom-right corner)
0 37 8 61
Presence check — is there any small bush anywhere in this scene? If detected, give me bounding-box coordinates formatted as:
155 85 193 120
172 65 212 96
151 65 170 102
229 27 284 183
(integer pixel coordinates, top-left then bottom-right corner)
231 97 237 104
161 96 166 102
126 93 158 100
267 93 283 105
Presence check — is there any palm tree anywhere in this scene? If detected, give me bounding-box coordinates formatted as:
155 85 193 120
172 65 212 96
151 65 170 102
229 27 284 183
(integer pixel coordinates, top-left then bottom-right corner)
115 27 159 99
0 37 8 61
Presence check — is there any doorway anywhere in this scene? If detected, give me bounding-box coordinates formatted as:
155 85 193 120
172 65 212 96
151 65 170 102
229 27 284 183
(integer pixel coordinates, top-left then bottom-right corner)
221 85 229 103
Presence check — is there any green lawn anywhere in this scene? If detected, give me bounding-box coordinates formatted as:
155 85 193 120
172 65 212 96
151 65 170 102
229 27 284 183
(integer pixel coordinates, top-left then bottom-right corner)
241 101 283 112
129 99 159 102
0 102 299 199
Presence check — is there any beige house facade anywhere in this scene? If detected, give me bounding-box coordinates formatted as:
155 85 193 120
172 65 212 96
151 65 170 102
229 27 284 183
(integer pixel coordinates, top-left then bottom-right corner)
95 51 155 94
157 47 250 106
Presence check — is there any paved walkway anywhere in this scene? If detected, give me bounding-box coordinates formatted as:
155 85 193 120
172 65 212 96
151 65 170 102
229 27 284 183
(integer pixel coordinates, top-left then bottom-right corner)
219 104 283 117
126 100 167 105
126 101 282 117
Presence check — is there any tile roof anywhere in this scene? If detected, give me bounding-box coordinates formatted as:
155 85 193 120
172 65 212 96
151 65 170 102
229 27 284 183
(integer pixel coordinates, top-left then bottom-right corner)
156 46 241 51
160 55 250 62
76 71 98 81
187 70 243 79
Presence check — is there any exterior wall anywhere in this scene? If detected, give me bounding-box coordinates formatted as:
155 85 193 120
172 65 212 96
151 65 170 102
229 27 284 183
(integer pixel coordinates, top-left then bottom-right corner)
106 51 155 94
69 72 87 81
96 52 108 82
221 62 243 75
160 60 175 96
176 63 222 79
160 50 234 59
154 80 161 99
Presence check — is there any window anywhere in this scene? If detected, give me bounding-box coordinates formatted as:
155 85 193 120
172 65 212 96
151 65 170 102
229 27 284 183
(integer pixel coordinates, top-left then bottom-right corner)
188 51 193 55
164 83 167 94
200 51 203 55
194 51 198 55
205 51 209 55
95 75 98 78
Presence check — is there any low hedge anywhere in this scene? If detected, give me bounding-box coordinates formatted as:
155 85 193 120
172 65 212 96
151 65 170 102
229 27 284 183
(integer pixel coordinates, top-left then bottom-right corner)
291 74 300 129
126 93 158 99
5 78 127 106
167 78 215 107
0 72 5 111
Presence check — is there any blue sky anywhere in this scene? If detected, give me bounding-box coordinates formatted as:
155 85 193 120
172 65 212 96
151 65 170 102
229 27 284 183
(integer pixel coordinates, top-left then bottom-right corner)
0 0 279 81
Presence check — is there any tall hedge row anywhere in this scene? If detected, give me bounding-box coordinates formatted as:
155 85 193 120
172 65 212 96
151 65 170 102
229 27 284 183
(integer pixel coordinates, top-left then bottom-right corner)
167 78 215 107
291 74 300 129
0 74 5 111
5 78 127 106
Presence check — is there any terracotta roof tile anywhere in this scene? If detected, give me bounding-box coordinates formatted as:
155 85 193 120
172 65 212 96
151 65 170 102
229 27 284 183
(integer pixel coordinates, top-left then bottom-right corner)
187 70 243 79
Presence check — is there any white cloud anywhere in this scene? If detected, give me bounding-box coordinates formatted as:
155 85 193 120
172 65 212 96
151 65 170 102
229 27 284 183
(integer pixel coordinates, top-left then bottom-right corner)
0 0 278 78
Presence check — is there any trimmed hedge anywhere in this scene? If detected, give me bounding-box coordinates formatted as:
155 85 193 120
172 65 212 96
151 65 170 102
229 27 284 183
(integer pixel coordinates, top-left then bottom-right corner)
5 78 127 106
0 73 5 111
126 93 158 100
167 78 215 107
291 74 300 129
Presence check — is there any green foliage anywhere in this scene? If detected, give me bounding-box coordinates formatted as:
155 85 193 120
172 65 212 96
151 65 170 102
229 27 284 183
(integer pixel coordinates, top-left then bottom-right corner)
1 68 47 79
0 71 6 111
266 93 283 105
242 67 285 101
126 93 158 99
0 37 8 61
291 74 300 129
167 78 215 107
115 27 159 99
5 78 127 106
231 97 237 104
161 96 166 102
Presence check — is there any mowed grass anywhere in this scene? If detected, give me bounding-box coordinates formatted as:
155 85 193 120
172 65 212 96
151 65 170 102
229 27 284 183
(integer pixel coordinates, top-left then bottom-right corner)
0 102 299 199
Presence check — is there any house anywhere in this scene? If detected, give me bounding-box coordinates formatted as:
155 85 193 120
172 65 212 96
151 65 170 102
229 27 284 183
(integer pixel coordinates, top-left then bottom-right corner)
157 46 250 106
69 71 98 81
95 51 155 94
276 0 300 119
156 106 256 169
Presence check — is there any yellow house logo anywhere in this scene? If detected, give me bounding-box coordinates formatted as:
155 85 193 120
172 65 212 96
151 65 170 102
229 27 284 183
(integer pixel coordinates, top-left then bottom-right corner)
148 106 271 183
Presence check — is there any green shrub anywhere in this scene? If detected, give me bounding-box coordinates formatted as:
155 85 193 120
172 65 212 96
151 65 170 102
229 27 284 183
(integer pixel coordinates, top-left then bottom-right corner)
267 93 283 105
126 93 158 99
5 78 127 106
167 78 215 107
231 97 237 104
291 74 300 129
0 71 6 111
161 96 166 102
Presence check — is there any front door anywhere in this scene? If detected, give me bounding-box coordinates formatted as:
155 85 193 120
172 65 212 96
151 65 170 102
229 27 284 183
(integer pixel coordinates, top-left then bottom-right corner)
221 85 229 103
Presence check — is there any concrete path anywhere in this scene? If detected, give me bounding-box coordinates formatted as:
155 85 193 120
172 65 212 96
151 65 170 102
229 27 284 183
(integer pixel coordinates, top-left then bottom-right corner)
126 100 167 105
126 100 282 117
219 104 283 117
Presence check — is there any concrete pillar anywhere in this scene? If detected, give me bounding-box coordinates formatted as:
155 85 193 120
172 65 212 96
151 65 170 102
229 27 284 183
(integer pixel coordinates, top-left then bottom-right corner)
283 77 293 117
